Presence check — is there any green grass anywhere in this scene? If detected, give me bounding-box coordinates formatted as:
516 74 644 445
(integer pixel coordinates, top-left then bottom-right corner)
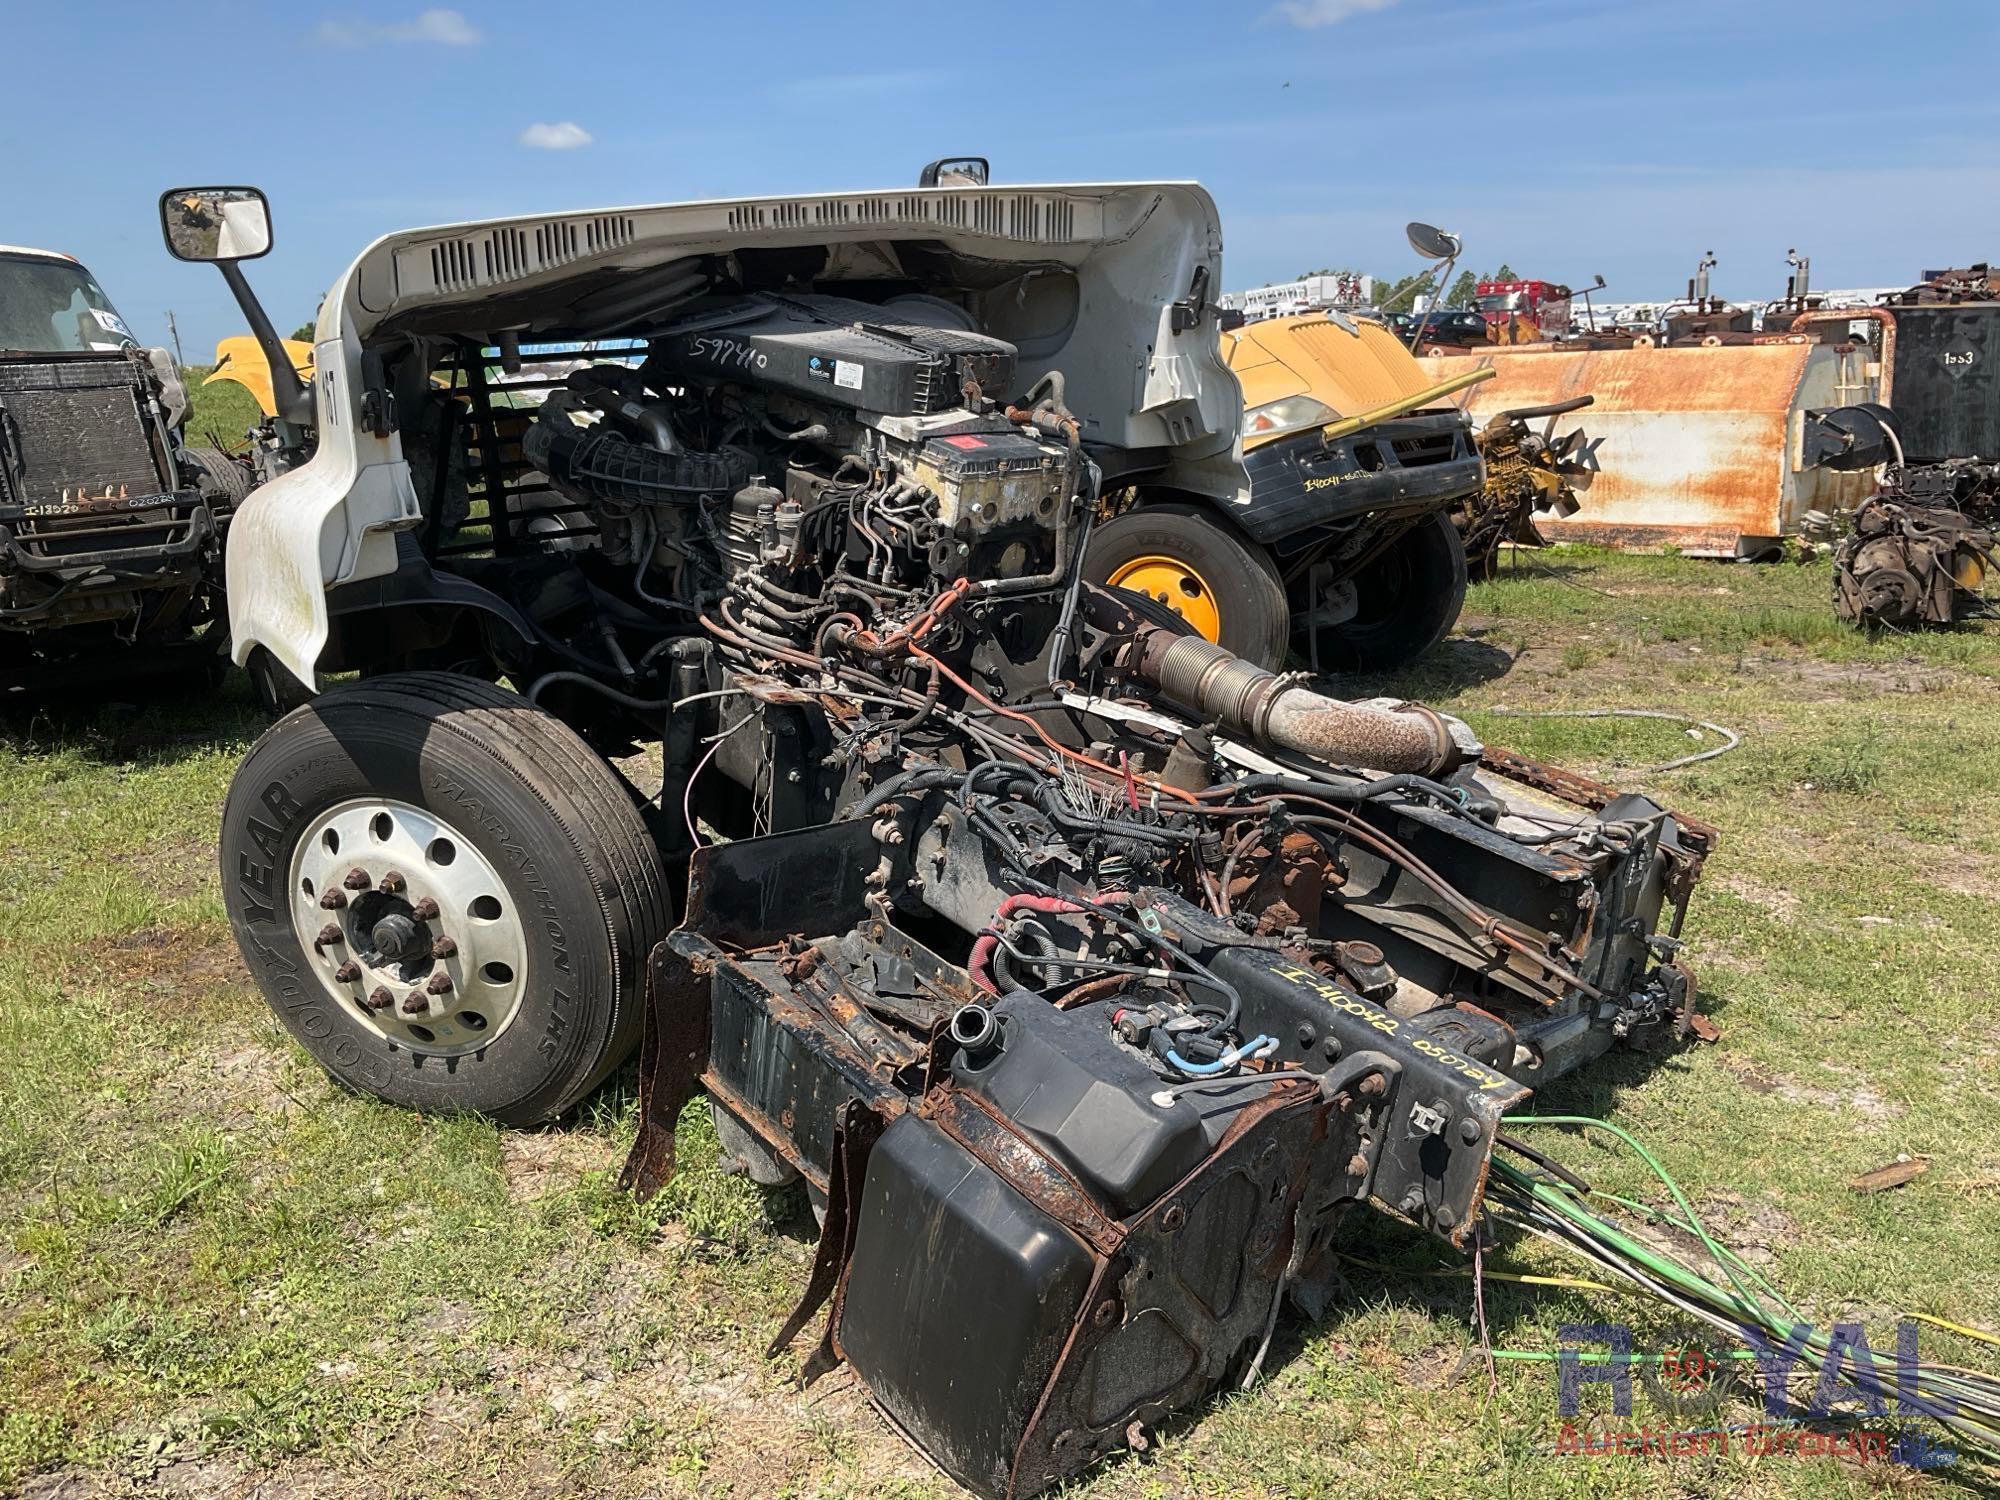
3 548 1999 1496
179 363 265 455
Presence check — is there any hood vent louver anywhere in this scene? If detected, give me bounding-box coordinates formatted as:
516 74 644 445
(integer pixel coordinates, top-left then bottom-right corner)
421 215 636 295
396 192 1085 304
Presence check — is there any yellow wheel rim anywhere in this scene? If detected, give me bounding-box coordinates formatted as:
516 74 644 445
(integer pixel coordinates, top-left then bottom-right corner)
1107 554 1222 641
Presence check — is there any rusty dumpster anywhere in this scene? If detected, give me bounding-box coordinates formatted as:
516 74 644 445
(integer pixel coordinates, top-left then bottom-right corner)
1423 335 1881 556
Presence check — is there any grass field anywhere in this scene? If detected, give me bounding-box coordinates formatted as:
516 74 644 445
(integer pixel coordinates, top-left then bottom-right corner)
179 363 266 456
3 548 1998 1498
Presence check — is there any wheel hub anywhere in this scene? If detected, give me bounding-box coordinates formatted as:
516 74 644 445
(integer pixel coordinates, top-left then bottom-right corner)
365 910 429 967
1106 554 1222 642
289 797 527 1056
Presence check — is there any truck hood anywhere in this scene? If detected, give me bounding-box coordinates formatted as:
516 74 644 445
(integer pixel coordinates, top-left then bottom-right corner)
318 184 1232 464
229 182 1248 688
321 181 1244 463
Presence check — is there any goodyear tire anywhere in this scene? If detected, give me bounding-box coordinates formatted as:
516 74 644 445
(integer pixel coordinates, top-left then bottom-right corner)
1088 501 1290 669
220 672 672 1124
1307 511 1468 674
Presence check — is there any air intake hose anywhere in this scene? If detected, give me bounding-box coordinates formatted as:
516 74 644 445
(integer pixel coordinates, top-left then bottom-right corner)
522 409 751 504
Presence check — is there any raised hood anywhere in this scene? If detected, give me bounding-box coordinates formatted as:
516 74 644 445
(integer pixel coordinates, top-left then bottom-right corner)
228 182 1248 687
325 182 1243 461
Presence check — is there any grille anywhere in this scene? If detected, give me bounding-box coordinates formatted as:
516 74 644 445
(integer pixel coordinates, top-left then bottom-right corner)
0 357 163 508
1390 430 1461 468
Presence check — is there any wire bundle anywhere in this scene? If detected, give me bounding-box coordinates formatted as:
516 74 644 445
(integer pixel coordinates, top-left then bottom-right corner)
1485 1115 2000 1461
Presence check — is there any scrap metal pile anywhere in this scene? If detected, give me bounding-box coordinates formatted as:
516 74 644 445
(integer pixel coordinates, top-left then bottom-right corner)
1833 459 1997 628
1453 395 1593 577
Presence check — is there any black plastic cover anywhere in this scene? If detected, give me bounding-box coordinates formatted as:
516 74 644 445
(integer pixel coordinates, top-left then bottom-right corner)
836 1114 1095 1499
950 992 1210 1216
646 293 1015 416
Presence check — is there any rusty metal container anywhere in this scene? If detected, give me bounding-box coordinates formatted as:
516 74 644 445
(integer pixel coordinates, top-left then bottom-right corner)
1423 336 1881 555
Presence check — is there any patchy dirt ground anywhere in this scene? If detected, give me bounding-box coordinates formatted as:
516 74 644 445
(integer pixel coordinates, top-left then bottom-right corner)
5 549 1999 1499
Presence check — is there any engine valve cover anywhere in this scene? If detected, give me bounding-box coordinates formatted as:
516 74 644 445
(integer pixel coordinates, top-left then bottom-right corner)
649 293 1016 417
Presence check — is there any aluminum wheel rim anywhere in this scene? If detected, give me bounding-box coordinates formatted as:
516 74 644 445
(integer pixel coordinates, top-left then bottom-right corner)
289 796 528 1056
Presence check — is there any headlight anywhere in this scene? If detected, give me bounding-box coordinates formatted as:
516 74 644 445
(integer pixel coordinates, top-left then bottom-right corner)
1242 395 1337 441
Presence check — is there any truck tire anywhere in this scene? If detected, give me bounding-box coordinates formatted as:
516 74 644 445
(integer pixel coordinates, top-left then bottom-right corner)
1307 511 1468 674
246 644 317 715
1088 501 1290 669
219 672 672 1124
185 446 253 506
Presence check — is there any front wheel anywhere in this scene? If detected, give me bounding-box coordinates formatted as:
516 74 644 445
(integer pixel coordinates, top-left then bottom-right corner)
219 672 673 1124
1303 511 1469 674
1087 501 1290 669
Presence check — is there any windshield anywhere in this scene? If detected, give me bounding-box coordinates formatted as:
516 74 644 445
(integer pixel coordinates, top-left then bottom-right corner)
1476 290 1529 315
0 254 136 354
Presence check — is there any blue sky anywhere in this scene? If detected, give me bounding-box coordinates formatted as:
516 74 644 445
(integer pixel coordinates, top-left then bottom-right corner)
3 0 1994 356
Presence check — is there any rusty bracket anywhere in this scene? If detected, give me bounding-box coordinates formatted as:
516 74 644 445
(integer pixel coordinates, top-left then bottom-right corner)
922 1085 1126 1258
767 1097 887 1381
617 937 714 1202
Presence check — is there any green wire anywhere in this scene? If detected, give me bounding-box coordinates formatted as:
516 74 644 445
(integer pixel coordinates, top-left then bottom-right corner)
1486 1137 2000 1458
1501 1114 1778 1323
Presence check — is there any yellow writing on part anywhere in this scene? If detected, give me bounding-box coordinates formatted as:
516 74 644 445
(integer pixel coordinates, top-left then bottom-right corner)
1303 472 1366 492
1270 963 1515 1093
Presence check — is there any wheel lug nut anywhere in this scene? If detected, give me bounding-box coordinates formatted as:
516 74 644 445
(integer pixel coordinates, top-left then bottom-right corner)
365 986 395 1012
318 923 344 946
342 867 372 891
379 870 407 895
426 971 454 996
410 896 440 922
401 991 428 1015
319 889 347 910
430 936 458 959
334 961 362 983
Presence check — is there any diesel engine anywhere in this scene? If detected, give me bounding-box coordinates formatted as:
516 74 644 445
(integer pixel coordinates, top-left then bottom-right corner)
520 293 1080 631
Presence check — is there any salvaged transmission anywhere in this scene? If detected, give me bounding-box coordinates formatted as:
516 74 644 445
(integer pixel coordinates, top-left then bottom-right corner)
178 179 1713 1498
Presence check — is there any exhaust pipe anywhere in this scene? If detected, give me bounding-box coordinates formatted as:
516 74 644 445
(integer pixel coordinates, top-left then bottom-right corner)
1088 589 1472 776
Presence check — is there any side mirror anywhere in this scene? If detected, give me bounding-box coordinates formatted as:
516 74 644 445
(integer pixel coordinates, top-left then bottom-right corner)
1406 221 1460 261
918 157 990 188
159 186 272 262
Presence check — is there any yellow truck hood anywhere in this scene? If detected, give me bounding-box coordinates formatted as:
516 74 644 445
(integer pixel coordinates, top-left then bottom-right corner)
205 336 315 418
1224 313 1441 436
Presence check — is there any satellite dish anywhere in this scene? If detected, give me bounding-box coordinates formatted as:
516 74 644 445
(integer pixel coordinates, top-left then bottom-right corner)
1406 222 1461 261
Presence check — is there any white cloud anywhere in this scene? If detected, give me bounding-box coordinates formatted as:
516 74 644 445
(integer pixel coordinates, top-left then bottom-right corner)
518 121 595 151
312 8 481 47
1265 0 1404 27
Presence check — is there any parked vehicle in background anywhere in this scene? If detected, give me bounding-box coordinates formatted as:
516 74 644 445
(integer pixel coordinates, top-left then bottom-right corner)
0 244 248 692
1475 278 1573 342
202 333 316 482
1088 302 1487 672
1412 309 1493 348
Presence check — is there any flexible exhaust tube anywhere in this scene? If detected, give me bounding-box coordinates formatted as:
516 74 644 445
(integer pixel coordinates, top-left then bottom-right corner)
1114 614 1468 776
